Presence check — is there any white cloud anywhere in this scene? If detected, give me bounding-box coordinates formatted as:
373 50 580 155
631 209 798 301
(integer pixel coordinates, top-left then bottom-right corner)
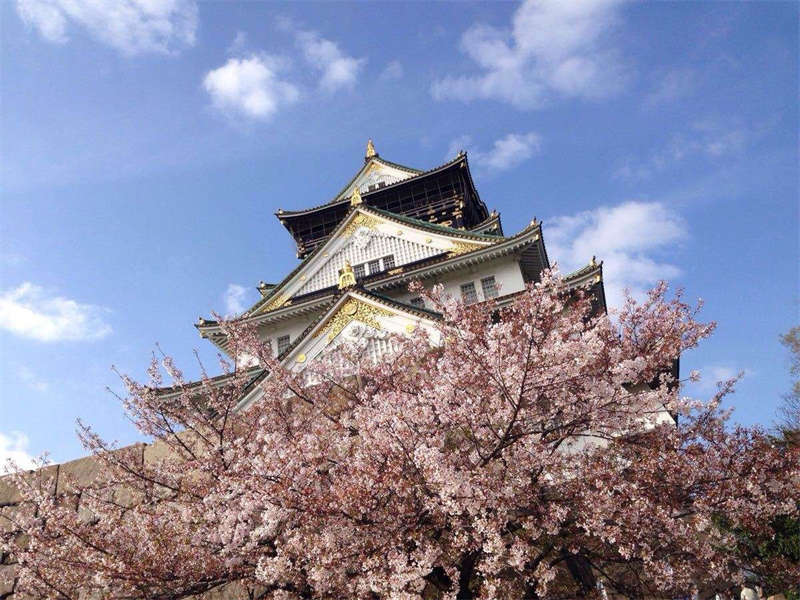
295 29 365 92
379 60 404 81
547 201 687 308
432 0 627 109
203 55 300 121
0 282 112 342
16 0 198 56
447 132 541 173
0 431 37 473
223 283 253 317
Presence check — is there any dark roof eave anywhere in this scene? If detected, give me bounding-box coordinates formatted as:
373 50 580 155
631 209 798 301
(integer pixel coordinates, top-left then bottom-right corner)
275 154 468 219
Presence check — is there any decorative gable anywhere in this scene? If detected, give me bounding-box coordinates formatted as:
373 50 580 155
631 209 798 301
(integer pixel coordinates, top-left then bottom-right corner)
284 291 441 372
334 159 416 202
296 228 443 295
249 207 495 316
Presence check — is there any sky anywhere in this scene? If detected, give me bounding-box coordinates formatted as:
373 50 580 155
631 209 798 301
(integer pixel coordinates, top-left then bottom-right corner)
0 0 797 467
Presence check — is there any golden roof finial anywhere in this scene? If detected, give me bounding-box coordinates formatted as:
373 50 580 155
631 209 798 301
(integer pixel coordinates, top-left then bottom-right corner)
350 186 363 206
338 260 357 289
590 255 597 267
365 138 377 159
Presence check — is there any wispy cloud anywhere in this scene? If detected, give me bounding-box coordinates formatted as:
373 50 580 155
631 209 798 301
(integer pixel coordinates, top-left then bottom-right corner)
547 201 687 308
432 0 628 109
614 118 755 182
16 0 198 56
644 69 695 108
0 282 112 342
447 132 542 173
203 55 300 122
379 60 404 82
294 29 366 92
0 431 37 473
15 364 49 392
223 283 253 317
689 364 753 394
227 30 248 55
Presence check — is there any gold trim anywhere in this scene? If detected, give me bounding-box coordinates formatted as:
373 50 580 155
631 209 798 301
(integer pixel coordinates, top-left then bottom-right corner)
448 241 484 257
338 260 357 289
405 323 416 333
315 298 393 342
263 293 290 312
341 213 381 237
296 353 306 363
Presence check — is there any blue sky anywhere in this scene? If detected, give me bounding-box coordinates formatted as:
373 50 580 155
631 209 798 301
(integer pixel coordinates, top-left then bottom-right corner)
1 0 797 466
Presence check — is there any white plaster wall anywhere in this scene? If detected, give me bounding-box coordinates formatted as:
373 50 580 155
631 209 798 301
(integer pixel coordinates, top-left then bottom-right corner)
390 255 526 307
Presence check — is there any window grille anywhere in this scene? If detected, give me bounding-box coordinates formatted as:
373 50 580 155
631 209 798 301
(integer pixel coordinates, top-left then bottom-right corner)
410 297 425 308
383 254 395 270
460 282 478 305
277 335 291 355
368 259 381 274
481 276 498 299
353 263 366 280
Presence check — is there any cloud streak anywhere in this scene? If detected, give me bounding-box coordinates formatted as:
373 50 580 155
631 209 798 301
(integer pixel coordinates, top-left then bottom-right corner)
223 283 253 317
0 282 112 342
16 0 198 55
432 0 628 109
295 29 366 92
448 132 542 173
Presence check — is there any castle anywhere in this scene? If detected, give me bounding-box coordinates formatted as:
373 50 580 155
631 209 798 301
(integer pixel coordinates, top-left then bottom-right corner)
187 140 606 408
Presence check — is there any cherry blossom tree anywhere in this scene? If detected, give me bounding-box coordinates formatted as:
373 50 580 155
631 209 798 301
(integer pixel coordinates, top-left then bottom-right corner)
3 272 798 599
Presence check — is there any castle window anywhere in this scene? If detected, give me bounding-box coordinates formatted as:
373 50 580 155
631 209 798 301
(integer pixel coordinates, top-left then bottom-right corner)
353 263 366 280
481 276 498 299
277 335 291 355
382 255 395 270
410 297 425 308
368 259 381 274
460 282 478 305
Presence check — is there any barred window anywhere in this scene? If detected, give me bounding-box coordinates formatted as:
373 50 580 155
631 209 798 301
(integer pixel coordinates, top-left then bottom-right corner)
383 254 395 270
368 259 381 274
460 282 478 305
277 335 291 355
353 263 366 280
481 276 498 299
409 297 425 308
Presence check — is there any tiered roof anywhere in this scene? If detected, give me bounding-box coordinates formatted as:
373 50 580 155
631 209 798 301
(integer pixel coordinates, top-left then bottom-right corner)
277 142 490 257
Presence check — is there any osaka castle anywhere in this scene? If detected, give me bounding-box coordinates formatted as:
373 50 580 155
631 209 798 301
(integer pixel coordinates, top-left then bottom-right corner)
193 140 606 404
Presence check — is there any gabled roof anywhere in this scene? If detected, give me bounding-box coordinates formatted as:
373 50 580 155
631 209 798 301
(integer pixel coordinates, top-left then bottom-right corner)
275 286 442 362
195 218 547 349
276 154 423 218
243 205 502 318
275 153 471 218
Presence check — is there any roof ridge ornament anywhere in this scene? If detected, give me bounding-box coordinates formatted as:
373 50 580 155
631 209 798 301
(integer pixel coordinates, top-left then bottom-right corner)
338 260 357 289
350 186 363 206
365 138 377 160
